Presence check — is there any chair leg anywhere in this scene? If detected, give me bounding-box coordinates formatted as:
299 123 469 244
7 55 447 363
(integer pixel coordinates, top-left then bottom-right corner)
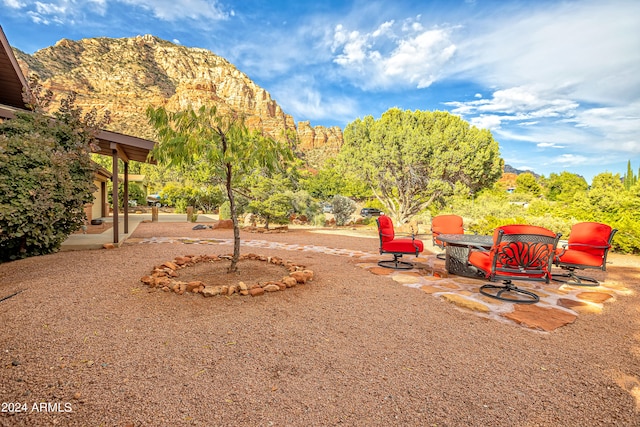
552 268 599 286
378 253 414 270
479 280 539 304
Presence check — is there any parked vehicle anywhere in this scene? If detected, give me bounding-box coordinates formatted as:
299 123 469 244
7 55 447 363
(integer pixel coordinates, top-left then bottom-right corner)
322 204 333 213
360 207 383 217
146 194 164 207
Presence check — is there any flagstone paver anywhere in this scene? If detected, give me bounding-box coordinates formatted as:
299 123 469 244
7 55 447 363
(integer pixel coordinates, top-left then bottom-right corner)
134 236 631 332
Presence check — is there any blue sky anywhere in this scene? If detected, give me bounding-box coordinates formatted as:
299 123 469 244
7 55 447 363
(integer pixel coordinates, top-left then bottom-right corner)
1 0 639 183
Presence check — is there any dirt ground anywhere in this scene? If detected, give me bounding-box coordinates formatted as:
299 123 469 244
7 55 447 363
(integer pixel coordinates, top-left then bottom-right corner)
1 221 639 426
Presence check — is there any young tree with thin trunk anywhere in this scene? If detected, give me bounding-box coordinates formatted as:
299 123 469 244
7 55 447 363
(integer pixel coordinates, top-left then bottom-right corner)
147 105 292 272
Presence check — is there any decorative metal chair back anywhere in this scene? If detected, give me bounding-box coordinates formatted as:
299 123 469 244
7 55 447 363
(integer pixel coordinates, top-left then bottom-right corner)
470 224 561 304
490 229 559 283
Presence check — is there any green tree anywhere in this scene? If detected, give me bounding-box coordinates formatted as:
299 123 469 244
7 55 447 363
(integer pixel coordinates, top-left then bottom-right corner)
0 91 105 261
147 105 291 272
588 172 625 217
246 173 294 229
248 192 292 228
514 172 542 196
301 158 371 201
338 108 503 223
623 160 637 190
545 171 588 202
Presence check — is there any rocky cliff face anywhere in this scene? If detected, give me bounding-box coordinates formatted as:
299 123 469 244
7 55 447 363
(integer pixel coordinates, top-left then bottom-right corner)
14 34 343 153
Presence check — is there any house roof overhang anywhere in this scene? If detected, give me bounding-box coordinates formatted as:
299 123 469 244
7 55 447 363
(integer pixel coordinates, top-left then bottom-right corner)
0 26 29 109
0 104 157 164
95 129 157 164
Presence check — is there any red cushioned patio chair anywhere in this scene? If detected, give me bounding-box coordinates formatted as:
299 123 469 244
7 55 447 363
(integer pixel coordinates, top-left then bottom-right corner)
468 225 561 304
553 222 617 286
376 215 424 270
431 214 464 259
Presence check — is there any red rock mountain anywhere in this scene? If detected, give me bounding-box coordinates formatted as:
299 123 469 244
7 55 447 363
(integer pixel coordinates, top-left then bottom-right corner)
14 34 343 157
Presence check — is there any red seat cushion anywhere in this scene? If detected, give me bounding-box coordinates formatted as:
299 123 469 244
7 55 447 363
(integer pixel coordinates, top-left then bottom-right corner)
565 222 612 257
381 238 424 254
468 250 490 272
556 248 604 267
494 224 557 242
555 222 613 269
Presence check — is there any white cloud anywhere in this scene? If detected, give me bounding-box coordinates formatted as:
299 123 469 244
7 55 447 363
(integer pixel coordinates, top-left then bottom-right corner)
331 18 457 90
449 86 579 116
547 154 590 166
270 77 358 124
383 29 456 88
469 115 502 130
537 142 564 149
16 0 229 25
118 0 229 21
4 0 26 8
452 0 640 106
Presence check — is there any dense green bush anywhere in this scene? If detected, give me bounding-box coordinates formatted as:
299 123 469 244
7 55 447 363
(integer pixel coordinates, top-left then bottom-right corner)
106 182 146 208
0 104 99 261
248 192 291 228
159 183 224 213
219 201 231 220
312 213 327 227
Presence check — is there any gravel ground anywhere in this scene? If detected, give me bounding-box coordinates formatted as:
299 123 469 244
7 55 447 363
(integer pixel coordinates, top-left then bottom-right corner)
1 222 639 426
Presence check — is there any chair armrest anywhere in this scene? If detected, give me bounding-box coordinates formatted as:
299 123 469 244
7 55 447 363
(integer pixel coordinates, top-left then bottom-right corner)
555 243 568 258
395 232 416 239
567 242 610 250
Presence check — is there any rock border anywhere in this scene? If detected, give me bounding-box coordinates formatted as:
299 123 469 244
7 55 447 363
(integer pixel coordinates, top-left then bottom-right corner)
140 253 313 297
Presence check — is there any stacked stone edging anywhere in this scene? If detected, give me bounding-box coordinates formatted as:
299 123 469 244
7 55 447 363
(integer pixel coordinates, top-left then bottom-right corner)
140 253 313 297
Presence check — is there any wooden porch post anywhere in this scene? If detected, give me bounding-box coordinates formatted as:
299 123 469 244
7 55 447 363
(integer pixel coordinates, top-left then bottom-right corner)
112 148 119 244
101 181 107 217
123 161 129 234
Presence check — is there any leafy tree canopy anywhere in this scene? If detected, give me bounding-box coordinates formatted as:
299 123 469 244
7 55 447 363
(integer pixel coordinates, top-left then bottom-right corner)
544 171 588 202
338 108 503 223
514 172 542 196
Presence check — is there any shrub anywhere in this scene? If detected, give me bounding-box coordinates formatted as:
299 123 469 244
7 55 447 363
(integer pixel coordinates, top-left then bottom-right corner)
174 199 188 214
0 106 98 261
108 182 145 208
332 195 356 226
312 213 327 227
248 192 292 229
219 201 231 220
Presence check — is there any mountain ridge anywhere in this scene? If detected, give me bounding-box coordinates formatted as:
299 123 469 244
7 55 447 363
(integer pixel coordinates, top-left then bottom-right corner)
13 34 343 155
